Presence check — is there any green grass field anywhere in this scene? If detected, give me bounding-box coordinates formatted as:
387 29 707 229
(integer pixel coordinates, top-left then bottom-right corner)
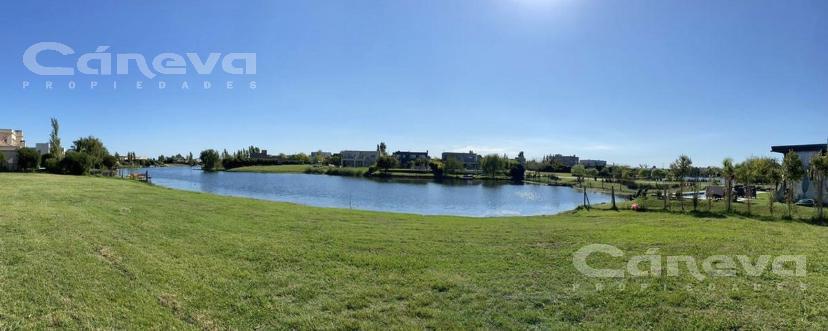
2 173 828 329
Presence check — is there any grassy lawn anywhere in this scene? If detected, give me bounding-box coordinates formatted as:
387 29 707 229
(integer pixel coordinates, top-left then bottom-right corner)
2 173 828 329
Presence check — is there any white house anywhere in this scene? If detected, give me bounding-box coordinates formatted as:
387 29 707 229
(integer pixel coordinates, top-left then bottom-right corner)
0 129 25 170
340 150 379 167
771 143 828 203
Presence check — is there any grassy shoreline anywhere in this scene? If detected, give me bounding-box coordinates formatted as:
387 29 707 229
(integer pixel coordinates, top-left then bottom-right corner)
228 164 370 177
227 165 671 197
2 173 827 329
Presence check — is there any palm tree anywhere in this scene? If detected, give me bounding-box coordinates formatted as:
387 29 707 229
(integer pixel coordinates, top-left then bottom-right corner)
809 152 828 222
763 158 782 215
706 166 716 211
782 151 806 218
670 155 692 211
722 158 736 213
735 160 755 215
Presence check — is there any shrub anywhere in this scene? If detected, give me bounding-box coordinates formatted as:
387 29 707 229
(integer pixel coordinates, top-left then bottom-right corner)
40 153 53 165
44 158 61 174
510 163 526 181
61 151 93 175
429 160 444 178
17 148 40 172
200 149 221 171
304 166 329 175
102 155 119 170
71 136 109 168
324 167 367 177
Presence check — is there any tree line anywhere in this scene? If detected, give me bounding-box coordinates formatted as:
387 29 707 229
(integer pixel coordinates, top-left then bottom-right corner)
5 118 118 175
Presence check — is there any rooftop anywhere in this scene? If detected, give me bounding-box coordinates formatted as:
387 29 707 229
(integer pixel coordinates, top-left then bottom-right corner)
770 143 828 153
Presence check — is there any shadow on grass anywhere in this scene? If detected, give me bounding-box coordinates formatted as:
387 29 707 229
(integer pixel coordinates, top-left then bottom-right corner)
580 205 828 226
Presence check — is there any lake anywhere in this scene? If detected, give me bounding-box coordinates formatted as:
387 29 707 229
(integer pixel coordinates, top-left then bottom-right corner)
126 167 613 217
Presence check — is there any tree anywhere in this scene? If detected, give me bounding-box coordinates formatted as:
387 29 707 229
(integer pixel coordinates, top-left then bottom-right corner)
753 157 782 215
690 167 701 212
722 158 736 213
414 157 429 169
809 152 828 222
291 153 311 164
72 136 109 168
329 154 342 167
585 168 599 181
735 160 756 215
49 118 63 159
610 186 618 210
377 142 387 156
481 154 504 178
200 149 221 171
509 162 525 181
102 155 119 170
187 152 194 166
652 168 666 182
17 148 40 171
444 158 463 175
670 155 692 211
60 151 93 175
376 155 399 174
429 160 444 178
0 153 5 171
571 164 586 184
782 151 805 218
637 167 651 180
312 150 328 164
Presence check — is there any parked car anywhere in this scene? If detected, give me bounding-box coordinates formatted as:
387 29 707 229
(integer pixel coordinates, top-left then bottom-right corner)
795 199 815 207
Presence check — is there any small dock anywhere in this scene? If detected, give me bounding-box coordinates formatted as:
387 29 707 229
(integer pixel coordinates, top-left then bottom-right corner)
126 171 152 183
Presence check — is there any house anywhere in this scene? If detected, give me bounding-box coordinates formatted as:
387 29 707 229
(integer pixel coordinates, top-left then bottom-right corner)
0 129 25 170
579 159 607 168
771 143 828 203
441 151 481 170
393 151 429 169
250 150 270 159
340 150 379 167
551 154 579 168
310 151 332 163
35 142 51 156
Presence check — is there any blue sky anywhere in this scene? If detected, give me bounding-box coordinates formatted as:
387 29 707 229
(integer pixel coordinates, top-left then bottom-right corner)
1 0 826 166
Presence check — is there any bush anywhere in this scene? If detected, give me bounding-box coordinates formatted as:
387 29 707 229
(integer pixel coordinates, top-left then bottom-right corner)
376 155 399 174
324 167 367 177
303 166 329 175
200 149 221 171
44 158 61 174
40 153 53 165
429 160 444 178
102 155 119 170
17 148 40 171
61 151 93 175
510 163 526 181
